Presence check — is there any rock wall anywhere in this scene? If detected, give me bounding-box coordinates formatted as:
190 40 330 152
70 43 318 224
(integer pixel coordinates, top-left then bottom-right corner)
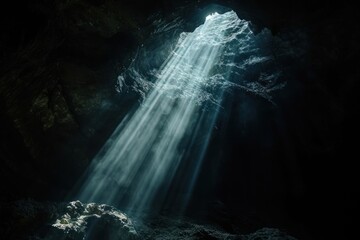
0 0 149 200
0 1 359 239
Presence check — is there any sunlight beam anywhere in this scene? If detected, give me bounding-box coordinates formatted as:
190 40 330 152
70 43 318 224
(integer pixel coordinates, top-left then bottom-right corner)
76 10 252 215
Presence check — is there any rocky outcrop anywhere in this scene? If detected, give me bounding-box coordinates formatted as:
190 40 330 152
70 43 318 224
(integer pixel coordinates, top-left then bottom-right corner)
48 201 138 240
135 214 297 240
1 199 297 240
1 200 138 240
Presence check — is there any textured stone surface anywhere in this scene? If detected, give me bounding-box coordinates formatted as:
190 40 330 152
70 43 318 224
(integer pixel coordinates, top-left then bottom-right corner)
1 200 138 240
134 215 297 240
1 1 359 239
1 199 297 240
0 0 144 200
48 201 138 240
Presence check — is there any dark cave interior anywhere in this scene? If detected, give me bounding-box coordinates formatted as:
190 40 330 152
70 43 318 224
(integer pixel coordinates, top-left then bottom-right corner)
1 1 359 239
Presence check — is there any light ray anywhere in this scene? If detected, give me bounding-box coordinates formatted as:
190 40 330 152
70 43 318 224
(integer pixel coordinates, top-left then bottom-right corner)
75 11 253 215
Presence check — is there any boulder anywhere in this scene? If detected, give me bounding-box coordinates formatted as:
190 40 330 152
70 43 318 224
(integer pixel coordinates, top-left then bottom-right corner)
46 201 138 240
1 200 138 240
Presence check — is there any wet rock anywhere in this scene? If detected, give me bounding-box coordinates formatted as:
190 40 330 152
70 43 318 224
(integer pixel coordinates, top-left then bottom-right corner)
47 201 138 240
1 200 138 240
1 199 298 239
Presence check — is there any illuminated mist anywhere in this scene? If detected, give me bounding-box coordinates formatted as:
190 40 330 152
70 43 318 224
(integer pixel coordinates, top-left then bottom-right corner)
76 11 258 215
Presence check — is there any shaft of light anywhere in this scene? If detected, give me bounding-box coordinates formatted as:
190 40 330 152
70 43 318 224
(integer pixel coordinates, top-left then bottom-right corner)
76 11 250 215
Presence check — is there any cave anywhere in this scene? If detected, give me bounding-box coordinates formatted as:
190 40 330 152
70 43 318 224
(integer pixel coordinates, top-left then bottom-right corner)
0 0 359 239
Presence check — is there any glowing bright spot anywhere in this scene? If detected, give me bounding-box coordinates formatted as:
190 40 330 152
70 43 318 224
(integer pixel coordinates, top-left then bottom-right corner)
206 12 219 21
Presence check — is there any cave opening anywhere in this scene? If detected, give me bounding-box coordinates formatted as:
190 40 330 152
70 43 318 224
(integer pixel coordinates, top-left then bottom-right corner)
1 1 359 240
75 9 251 216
